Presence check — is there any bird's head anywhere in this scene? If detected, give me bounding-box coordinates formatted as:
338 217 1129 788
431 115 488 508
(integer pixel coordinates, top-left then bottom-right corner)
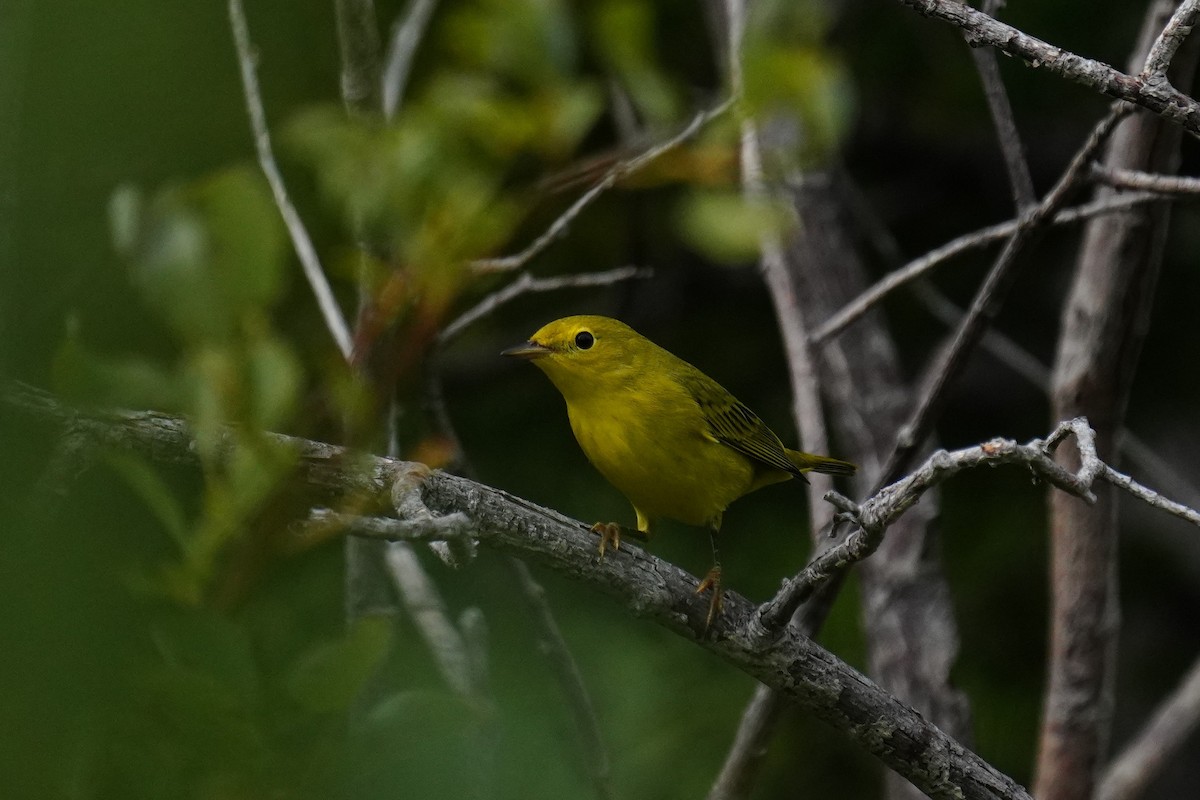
502 315 643 397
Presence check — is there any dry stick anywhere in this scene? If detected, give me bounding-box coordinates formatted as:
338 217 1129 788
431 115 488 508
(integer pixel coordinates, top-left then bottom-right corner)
332 0 383 114
7 383 1037 800
893 0 1200 135
418 394 619 800
707 2 839 797
1096 653 1200 800
431 273 622 800
1038 5 1200 797
437 266 651 345
970 0 1035 210
792 174 974 800
381 0 438 120
874 104 1128 492
1091 163 1200 194
913 279 1200 522
753 418 1200 637
469 97 734 274
810 191 1158 345
1142 0 1200 78
227 0 353 358
751 108 1130 642
511 559 615 800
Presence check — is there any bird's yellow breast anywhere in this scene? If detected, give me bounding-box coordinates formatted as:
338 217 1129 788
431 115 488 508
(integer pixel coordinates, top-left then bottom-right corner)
562 376 763 531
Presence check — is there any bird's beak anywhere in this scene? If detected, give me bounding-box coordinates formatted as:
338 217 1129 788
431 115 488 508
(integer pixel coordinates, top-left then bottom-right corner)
501 340 552 360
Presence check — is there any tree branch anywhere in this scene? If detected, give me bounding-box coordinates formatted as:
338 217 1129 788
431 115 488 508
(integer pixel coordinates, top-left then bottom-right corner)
809 191 1159 345
381 0 438 120
8 381 1036 800
1091 163 1200 194
227 0 353 358
469 98 733 274
893 0 1200 136
875 103 1128 489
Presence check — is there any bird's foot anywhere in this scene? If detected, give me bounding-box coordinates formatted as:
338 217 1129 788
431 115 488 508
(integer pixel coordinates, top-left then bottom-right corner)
591 522 623 558
590 522 649 557
695 563 724 631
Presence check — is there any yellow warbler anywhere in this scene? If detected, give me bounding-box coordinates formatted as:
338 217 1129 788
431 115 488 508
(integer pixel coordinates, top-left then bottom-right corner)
503 315 856 624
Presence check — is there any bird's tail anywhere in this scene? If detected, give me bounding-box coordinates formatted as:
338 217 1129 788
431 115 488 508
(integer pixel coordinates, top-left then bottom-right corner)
786 449 857 477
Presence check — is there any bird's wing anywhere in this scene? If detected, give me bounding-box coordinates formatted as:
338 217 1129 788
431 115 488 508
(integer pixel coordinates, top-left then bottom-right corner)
678 372 803 479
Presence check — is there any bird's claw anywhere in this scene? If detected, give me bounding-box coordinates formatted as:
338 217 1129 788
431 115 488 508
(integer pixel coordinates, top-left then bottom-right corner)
591 522 623 558
696 563 724 631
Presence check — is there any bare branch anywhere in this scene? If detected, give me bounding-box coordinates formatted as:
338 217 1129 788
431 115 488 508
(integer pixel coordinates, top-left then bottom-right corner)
470 98 734 274
19 385 1200 800
750 419 1105 639
709 2 840 793
438 266 651 345
968 41 1035 209
893 0 1200 135
1097 653 1200 800
810 191 1158 345
227 0 353 358
306 506 473 542
1100 463 1200 526
1142 0 1200 78
876 104 1128 488
1038 7 1200 794
511 559 615 800
421 370 615 800
333 0 383 115
8 382 1039 800
381 0 438 120
384 543 482 700
1091 163 1200 194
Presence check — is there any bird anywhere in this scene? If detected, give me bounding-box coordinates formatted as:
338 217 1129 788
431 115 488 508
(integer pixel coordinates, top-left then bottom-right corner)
503 315 856 627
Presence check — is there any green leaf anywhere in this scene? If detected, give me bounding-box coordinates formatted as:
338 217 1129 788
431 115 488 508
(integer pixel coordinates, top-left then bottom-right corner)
285 616 393 713
245 332 301 432
121 168 285 343
676 190 789 264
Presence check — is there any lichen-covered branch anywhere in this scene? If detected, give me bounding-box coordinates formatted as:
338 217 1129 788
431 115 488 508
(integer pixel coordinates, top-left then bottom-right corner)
894 0 1200 135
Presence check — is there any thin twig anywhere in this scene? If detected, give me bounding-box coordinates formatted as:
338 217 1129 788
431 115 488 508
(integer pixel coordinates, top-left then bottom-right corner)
381 0 439 120
384 542 480 699
914 279 1200 543
1091 163 1200 194
1100 464 1200 526
750 416 1200 640
709 3 836 794
511 560 615 800
810 190 1157 344
470 97 734 274
1142 0 1200 78
967 41 1035 209
307 506 473 542
894 0 1200 135
422 365 616 800
876 104 1129 488
227 0 353 358
333 0 383 115
438 266 651 345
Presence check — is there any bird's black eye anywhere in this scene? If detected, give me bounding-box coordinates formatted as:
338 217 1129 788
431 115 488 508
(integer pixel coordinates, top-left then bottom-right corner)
574 330 594 350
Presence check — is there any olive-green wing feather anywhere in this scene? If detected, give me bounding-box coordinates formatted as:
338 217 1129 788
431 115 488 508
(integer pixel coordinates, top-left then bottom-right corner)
678 372 805 479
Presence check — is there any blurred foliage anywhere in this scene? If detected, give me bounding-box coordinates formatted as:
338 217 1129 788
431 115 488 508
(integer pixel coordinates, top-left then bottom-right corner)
3 0 1200 799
